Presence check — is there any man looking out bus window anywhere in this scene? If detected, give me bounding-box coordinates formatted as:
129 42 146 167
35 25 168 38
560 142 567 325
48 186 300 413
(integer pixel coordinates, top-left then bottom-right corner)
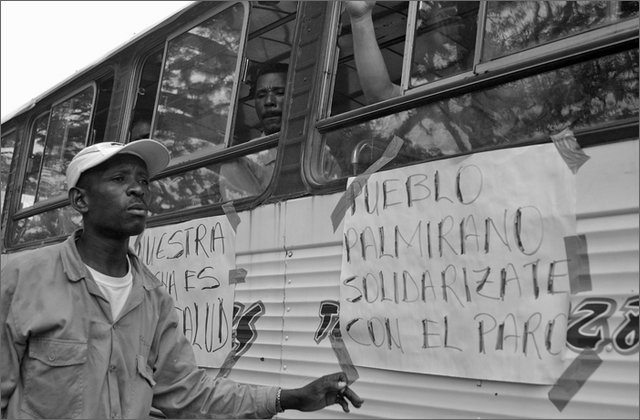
220 62 342 200
0 140 364 419
218 63 286 201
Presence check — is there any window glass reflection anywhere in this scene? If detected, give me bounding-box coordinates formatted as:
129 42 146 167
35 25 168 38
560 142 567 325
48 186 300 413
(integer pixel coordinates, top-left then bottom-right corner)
9 206 81 246
323 49 638 178
154 3 245 158
37 85 95 202
410 1 479 87
483 1 639 61
148 147 276 214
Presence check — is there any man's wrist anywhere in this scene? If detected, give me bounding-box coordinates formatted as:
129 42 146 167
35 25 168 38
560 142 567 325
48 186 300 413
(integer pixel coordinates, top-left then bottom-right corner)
279 388 300 412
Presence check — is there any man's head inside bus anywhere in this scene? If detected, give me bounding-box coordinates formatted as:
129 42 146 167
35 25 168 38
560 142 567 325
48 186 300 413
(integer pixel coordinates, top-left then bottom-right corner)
66 140 170 237
253 62 288 136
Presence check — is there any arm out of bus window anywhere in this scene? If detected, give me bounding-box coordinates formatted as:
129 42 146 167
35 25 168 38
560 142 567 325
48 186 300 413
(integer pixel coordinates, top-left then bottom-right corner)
346 1 401 103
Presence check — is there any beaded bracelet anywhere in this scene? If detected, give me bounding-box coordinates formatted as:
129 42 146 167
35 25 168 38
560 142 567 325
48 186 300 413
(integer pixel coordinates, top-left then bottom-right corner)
276 387 284 413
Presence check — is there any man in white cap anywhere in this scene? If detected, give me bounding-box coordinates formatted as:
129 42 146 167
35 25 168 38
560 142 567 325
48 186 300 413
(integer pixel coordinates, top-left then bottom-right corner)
1 139 363 419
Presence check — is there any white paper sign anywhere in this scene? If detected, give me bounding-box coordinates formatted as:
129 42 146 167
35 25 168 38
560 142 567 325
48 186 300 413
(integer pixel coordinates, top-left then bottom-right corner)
340 143 575 384
132 215 235 367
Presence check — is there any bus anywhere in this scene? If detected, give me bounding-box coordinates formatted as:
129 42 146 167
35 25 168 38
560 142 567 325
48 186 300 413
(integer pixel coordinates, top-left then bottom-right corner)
1 2 638 418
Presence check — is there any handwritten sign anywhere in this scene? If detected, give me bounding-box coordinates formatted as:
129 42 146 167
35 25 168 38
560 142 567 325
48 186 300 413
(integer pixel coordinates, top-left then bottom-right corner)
132 216 235 367
339 143 575 384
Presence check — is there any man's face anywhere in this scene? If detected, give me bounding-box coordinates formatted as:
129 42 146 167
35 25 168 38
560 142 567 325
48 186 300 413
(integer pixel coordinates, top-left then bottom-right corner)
254 71 286 135
78 154 151 239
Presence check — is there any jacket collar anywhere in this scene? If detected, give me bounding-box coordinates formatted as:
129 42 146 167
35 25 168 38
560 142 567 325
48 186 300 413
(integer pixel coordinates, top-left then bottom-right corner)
60 229 160 291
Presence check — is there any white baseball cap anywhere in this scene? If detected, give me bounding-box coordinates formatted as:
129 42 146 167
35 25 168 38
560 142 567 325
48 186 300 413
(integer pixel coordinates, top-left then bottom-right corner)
66 139 171 190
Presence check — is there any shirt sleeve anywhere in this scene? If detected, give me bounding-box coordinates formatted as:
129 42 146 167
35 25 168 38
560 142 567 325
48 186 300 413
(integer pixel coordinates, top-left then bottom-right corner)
150 291 278 419
0 264 27 418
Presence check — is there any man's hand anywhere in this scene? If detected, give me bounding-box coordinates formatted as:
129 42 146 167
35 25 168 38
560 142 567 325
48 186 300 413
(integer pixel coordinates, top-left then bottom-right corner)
280 372 364 413
344 1 376 23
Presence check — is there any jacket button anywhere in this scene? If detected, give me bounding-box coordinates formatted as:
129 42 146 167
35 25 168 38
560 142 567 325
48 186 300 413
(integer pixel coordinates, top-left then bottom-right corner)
47 353 56 361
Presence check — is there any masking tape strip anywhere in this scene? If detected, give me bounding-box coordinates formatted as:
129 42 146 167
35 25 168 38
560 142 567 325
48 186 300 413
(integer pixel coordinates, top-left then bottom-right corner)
548 348 602 411
331 175 368 232
330 328 360 385
229 268 247 285
216 348 238 379
564 234 592 293
222 202 241 233
331 135 404 232
550 128 590 174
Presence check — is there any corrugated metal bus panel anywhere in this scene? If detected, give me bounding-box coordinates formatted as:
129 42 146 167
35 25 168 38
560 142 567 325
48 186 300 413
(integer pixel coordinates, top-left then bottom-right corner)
219 140 639 418
226 202 288 389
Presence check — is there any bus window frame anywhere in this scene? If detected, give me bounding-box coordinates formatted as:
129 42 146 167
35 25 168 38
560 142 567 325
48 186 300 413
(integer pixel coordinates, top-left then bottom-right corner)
13 82 98 219
304 1 639 191
132 1 296 225
19 111 51 210
149 1 250 161
125 46 164 143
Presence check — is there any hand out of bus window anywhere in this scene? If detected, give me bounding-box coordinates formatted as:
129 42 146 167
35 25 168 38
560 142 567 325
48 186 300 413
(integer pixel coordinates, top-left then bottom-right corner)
344 1 478 95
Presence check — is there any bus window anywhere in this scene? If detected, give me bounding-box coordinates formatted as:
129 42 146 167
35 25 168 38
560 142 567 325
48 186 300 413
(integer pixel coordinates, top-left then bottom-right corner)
19 113 49 209
231 1 297 144
331 1 407 115
153 3 247 158
91 74 114 144
482 1 639 62
9 206 81 247
315 1 638 182
35 85 95 202
321 48 638 178
133 1 296 214
130 49 163 141
409 1 479 87
329 1 638 114
148 149 275 214
330 1 480 113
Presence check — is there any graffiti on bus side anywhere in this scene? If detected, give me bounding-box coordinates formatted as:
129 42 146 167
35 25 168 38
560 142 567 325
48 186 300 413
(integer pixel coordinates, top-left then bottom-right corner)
232 301 265 358
567 296 639 355
228 295 638 362
315 300 341 344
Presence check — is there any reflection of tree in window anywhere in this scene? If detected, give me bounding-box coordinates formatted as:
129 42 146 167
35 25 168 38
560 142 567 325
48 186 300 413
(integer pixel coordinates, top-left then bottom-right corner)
483 1 639 60
154 3 244 158
10 206 81 247
325 49 639 176
410 1 479 87
38 86 94 202
20 114 49 209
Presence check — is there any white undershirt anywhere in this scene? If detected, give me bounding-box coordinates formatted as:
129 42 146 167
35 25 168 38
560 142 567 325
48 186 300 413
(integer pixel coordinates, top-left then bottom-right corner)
86 257 133 320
